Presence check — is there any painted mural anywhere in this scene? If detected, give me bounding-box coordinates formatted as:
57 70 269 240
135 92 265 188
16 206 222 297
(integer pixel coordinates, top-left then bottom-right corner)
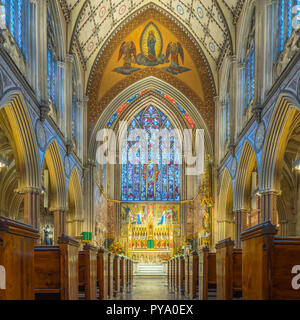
114 22 189 76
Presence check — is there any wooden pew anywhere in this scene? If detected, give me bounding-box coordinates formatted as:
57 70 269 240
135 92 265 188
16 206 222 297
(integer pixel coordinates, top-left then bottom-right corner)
126 258 130 293
241 221 300 300
78 243 98 300
184 255 189 298
120 256 125 294
171 258 175 292
215 238 242 300
179 255 185 297
185 252 198 300
34 234 79 300
167 260 170 289
107 253 114 299
97 249 108 300
113 255 120 298
0 217 39 300
175 257 179 292
198 247 216 300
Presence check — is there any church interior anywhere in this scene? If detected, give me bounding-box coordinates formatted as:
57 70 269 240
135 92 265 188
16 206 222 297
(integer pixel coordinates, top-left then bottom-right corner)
0 0 299 301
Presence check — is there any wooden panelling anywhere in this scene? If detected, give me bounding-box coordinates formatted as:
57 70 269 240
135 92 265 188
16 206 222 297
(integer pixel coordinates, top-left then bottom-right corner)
78 243 97 300
241 222 300 300
0 217 39 300
216 238 242 300
34 234 80 300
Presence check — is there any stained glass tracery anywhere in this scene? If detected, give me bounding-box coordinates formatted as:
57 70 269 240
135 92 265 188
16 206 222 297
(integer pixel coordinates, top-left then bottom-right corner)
121 105 181 202
279 0 299 53
3 0 25 54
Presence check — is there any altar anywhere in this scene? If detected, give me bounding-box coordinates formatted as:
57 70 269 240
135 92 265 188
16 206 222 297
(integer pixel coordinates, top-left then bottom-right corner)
120 203 180 258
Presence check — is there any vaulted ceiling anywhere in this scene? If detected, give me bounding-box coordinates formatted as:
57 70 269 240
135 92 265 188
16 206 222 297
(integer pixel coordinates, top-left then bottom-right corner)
59 0 244 88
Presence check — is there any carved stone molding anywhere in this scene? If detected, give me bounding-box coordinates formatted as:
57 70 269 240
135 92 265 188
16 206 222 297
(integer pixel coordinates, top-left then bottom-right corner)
275 29 300 78
40 102 50 122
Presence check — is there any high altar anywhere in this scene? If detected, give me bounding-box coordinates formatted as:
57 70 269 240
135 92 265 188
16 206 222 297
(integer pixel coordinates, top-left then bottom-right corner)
120 203 180 263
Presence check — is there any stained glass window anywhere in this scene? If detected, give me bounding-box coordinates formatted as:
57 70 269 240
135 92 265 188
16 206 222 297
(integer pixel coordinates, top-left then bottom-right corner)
245 10 255 109
47 5 57 109
279 0 299 53
3 0 26 54
121 105 181 202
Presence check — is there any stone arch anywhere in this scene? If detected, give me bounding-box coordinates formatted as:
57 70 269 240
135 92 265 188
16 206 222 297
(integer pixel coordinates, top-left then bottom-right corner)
88 77 213 160
260 92 300 192
218 168 234 241
66 166 83 238
42 139 67 210
235 141 259 210
0 89 41 190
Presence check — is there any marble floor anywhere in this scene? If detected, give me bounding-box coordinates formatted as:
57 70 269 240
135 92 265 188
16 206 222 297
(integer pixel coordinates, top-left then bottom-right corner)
121 275 178 300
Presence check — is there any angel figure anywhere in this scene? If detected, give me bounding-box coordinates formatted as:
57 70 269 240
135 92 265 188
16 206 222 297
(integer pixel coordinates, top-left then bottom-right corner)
165 42 184 72
118 41 137 69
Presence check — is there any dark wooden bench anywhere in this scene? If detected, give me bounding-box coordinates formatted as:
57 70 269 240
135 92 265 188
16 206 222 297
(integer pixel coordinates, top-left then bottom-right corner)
198 247 216 300
113 255 120 298
78 243 97 300
0 216 39 300
107 253 114 299
241 221 300 300
34 234 79 300
215 238 242 300
97 249 108 300
185 252 198 300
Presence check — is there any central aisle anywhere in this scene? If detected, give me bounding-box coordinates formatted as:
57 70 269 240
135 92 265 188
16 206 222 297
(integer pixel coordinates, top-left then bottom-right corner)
123 276 178 300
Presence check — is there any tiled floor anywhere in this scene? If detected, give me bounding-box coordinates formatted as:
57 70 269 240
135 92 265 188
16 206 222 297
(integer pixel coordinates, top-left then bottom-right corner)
121 275 178 300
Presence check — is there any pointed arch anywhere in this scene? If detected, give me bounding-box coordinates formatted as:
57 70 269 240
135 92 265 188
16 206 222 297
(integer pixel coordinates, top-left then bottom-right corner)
235 141 258 210
218 168 234 241
260 92 300 192
88 77 213 160
66 166 83 238
43 139 67 210
0 89 41 189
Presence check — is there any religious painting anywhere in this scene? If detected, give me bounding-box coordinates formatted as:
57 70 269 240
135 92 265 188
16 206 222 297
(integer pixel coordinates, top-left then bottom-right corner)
136 22 165 66
113 41 140 75
154 204 180 225
121 203 155 236
163 42 190 74
113 21 190 75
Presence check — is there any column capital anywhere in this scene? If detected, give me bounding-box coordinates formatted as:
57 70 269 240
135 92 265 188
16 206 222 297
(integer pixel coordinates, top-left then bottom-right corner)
65 54 74 64
14 186 41 195
229 55 237 65
57 60 65 69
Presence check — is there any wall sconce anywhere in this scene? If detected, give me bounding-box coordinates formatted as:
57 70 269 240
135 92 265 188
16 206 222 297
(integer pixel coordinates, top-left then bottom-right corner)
0 156 8 169
292 158 300 172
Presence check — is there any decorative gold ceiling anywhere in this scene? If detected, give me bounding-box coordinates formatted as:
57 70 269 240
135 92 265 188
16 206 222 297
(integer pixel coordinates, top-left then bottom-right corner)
59 0 244 85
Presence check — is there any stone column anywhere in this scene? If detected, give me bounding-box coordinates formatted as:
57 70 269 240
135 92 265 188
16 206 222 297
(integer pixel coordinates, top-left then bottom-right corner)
36 0 49 117
82 96 89 163
57 59 66 131
234 209 249 248
64 54 74 139
213 96 221 162
229 55 237 142
255 0 267 105
236 62 246 134
260 191 279 226
23 187 40 228
53 209 66 245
